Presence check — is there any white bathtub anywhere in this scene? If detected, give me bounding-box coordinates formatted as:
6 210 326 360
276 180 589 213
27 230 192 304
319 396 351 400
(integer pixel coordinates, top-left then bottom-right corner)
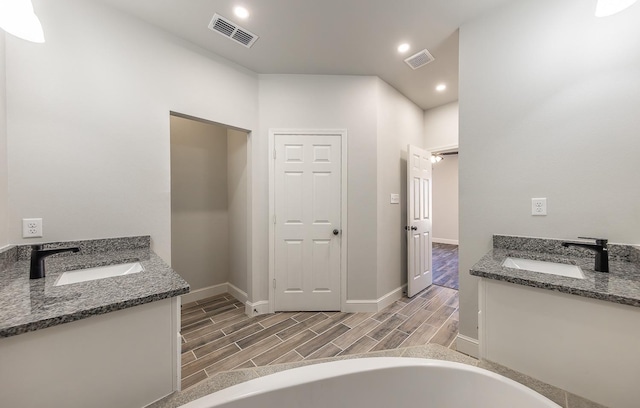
179 358 561 408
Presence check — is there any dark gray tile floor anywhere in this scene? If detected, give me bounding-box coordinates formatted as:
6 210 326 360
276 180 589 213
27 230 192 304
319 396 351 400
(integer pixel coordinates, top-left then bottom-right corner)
432 243 459 290
180 284 459 390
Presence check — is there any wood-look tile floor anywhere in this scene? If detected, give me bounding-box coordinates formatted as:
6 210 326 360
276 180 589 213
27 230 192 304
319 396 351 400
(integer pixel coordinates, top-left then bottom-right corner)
180 284 459 390
432 243 459 290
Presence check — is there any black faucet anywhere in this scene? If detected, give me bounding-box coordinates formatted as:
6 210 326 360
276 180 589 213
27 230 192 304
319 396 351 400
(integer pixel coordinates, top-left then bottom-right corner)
30 244 80 279
561 237 609 273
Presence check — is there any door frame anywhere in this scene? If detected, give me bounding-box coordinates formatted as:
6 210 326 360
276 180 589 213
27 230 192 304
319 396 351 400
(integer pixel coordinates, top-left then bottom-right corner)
268 129 348 313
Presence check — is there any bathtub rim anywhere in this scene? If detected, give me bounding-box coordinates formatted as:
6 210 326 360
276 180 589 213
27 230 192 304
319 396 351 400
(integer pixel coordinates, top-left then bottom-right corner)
178 357 562 408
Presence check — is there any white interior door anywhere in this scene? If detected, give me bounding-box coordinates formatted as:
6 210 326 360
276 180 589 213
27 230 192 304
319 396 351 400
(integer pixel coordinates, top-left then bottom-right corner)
406 145 433 297
274 134 342 311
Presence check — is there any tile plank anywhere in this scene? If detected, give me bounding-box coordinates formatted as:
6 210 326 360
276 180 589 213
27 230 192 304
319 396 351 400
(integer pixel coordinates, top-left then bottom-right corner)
253 330 317 366
339 336 377 356
333 318 380 349
276 313 329 340
181 317 215 334
260 312 298 328
236 319 297 349
397 297 429 318
193 324 263 359
425 305 456 328
182 329 225 354
184 313 250 342
367 314 406 341
371 301 404 322
308 343 342 359
400 323 439 348
310 313 352 334
182 343 240 378
296 324 350 357
342 312 375 328
370 330 409 352
205 336 282 375
181 370 208 390
430 317 459 348
270 350 304 365
397 308 435 335
181 351 196 366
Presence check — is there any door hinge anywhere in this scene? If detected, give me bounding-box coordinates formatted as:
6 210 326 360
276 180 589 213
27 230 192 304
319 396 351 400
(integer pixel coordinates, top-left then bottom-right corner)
273 214 276 224
273 279 276 289
273 149 276 159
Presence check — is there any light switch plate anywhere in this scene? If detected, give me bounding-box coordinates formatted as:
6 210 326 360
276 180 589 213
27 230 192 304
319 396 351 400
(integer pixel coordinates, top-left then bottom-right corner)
390 193 400 204
531 198 547 216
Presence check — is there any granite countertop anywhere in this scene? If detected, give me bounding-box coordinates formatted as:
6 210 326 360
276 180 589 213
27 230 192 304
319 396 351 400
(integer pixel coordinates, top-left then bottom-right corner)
470 235 640 308
0 236 189 338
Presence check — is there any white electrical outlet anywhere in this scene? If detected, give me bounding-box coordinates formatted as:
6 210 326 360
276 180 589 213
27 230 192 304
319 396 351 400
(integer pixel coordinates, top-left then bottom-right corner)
22 218 43 238
531 198 547 216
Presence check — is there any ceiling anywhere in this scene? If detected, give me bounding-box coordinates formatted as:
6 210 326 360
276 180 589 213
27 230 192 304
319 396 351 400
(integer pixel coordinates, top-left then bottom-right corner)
94 0 511 110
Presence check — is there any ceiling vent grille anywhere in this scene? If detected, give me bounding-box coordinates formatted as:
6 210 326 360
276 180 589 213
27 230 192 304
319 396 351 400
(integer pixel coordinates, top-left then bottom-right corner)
404 49 435 70
208 13 259 48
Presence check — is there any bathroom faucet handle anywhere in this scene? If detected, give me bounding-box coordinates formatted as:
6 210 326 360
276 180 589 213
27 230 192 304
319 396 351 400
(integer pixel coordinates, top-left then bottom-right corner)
578 237 608 245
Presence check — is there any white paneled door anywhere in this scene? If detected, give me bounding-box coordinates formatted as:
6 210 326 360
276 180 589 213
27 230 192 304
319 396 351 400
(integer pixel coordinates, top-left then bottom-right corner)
274 134 342 311
406 145 433 297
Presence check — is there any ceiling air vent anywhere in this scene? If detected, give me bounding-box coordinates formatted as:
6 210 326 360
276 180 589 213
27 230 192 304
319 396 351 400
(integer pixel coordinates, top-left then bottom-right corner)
404 49 435 70
208 13 259 48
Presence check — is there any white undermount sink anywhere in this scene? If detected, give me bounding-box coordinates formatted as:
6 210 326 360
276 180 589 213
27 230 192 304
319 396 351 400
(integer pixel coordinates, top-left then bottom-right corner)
502 257 585 279
54 262 144 286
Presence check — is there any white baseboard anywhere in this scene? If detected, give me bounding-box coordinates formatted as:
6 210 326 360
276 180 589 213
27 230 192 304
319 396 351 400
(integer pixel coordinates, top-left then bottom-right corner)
343 285 406 313
180 283 228 304
180 282 248 305
433 238 459 245
344 299 378 313
377 285 405 310
455 334 479 358
245 300 270 317
227 282 248 303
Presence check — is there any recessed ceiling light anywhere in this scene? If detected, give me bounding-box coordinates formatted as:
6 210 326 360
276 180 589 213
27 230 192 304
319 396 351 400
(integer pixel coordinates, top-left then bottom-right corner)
397 43 410 53
234 6 249 19
435 83 447 92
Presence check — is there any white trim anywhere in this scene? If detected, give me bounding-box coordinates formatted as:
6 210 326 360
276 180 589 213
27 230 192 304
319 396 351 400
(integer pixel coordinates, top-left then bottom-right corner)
344 299 378 313
180 283 248 305
171 297 181 391
377 284 405 310
455 334 480 359
180 283 227 304
227 282 248 304
427 143 458 154
432 238 459 245
343 285 405 313
245 300 270 317
268 129 348 313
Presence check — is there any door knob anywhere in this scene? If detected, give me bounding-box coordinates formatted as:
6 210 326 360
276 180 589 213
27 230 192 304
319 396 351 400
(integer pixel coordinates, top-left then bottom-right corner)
333 229 340 236
410 226 417 230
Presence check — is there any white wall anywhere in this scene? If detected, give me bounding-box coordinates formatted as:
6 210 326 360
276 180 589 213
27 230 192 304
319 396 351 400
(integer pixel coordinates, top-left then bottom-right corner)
170 116 229 291
375 79 425 297
5 0 258 263
259 74 379 301
432 155 458 244
227 129 248 292
458 0 640 342
424 101 459 245
0 33 7 248
424 101 459 151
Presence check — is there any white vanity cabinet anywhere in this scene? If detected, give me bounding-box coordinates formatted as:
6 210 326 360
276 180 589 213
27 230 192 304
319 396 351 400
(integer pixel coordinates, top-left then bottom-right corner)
479 278 640 408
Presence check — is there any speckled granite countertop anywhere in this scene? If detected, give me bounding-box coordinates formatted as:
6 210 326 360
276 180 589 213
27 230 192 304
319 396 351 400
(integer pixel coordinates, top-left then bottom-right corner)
470 235 640 307
0 236 189 338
